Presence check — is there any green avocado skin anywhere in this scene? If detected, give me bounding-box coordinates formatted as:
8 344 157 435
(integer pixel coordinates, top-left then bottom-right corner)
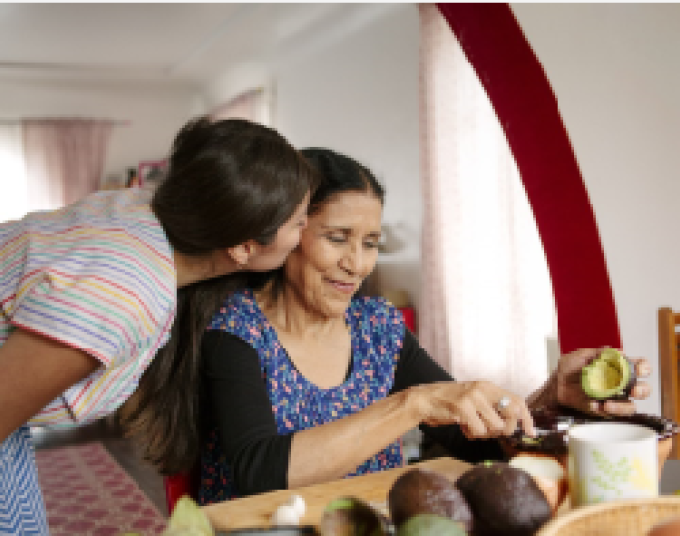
581 351 636 401
320 497 389 536
396 514 467 536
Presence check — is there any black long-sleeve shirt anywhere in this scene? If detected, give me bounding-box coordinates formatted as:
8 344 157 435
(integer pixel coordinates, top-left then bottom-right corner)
201 328 504 496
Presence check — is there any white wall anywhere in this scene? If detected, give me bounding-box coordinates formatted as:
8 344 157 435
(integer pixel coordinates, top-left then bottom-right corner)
199 5 422 307
258 3 680 415
512 3 680 414
274 4 422 308
0 78 200 186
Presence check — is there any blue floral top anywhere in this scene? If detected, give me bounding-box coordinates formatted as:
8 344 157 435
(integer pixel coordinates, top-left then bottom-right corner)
199 289 405 504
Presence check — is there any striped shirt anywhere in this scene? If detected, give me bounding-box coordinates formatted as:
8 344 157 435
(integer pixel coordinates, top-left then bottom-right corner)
0 188 177 426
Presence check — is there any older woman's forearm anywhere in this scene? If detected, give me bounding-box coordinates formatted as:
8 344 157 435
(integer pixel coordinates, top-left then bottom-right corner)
287 389 421 489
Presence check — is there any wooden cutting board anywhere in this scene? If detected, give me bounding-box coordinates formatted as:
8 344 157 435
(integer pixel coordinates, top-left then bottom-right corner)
202 457 471 531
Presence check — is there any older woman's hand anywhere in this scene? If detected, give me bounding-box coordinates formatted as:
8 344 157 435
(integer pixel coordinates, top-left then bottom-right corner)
408 380 535 440
555 347 651 417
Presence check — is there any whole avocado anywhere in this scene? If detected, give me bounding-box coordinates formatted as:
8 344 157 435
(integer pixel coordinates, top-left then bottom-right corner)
456 462 551 536
319 497 390 536
396 514 467 536
388 468 473 532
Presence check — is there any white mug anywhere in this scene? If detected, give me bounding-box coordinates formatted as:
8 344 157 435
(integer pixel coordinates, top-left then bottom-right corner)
568 422 658 507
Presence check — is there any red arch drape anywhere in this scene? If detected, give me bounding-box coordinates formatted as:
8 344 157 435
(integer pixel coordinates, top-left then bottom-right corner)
435 3 621 353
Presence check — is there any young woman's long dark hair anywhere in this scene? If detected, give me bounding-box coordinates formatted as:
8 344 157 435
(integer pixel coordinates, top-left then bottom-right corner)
119 117 317 474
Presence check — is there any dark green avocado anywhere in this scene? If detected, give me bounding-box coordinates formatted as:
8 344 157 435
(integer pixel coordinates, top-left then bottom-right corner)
388 468 473 532
396 514 467 536
319 497 390 536
455 462 551 536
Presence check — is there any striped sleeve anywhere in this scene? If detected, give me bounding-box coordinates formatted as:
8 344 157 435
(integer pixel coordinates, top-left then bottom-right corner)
12 240 174 422
4 190 177 424
11 220 174 356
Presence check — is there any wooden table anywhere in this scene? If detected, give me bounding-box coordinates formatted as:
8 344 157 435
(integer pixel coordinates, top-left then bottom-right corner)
202 457 471 531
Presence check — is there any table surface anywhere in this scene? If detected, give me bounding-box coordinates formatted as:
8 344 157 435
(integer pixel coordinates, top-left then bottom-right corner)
202 457 471 531
203 456 680 532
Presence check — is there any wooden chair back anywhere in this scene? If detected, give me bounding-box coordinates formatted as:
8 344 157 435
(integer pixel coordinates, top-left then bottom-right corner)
659 307 680 459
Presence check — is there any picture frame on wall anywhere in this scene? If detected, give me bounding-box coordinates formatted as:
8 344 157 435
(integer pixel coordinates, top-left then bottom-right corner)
137 159 168 189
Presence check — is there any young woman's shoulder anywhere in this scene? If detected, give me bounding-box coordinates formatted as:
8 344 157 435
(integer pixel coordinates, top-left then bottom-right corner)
6 190 177 425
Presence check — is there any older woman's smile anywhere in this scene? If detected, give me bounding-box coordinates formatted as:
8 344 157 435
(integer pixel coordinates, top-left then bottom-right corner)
326 277 357 294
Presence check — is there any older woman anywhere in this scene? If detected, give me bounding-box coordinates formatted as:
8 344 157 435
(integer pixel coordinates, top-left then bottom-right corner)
197 148 650 504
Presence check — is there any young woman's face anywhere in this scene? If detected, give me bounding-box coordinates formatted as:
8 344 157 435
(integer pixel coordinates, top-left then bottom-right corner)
247 193 310 271
284 190 383 318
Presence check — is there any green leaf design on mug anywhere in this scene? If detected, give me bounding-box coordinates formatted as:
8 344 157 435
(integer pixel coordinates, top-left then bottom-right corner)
590 448 633 495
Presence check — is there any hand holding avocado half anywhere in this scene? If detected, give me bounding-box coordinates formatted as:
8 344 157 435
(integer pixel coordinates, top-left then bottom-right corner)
554 347 651 417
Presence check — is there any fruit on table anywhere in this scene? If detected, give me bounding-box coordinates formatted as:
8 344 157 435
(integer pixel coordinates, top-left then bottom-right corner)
504 406 680 459
162 495 214 536
319 497 390 536
396 513 468 536
581 348 636 400
503 406 677 480
455 462 551 536
387 468 473 532
509 454 567 514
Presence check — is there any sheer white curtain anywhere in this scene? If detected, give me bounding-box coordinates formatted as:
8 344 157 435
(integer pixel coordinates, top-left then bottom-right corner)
418 4 556 397
0 124 29 223
23 119 113 212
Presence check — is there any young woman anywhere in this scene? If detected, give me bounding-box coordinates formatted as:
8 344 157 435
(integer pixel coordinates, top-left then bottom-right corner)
0 116 317 534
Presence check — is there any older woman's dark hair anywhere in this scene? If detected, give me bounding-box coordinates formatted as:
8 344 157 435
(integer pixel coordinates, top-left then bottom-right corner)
302 148 384 213
120 117 317 474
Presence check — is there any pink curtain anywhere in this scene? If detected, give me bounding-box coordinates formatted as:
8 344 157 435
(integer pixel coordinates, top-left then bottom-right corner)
23 119 113 211
0 124 28 222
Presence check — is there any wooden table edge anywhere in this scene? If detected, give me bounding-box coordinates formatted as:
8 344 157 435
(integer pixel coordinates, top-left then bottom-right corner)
202 457 472 531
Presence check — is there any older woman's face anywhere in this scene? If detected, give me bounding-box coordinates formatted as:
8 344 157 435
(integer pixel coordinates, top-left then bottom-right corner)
284 190 383 318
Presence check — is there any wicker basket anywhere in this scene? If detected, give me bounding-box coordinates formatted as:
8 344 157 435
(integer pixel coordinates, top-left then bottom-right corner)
536 497 680 536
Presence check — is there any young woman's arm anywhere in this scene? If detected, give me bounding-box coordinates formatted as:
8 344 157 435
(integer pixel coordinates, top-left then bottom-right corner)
0 328 99 442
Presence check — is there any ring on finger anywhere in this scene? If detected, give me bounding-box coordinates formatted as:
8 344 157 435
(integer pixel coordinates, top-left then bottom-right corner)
496 395 511 413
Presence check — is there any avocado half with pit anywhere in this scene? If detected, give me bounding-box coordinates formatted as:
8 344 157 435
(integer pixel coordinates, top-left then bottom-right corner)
581 348 636 400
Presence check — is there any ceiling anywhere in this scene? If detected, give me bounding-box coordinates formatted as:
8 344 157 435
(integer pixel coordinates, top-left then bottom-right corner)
0 3 401 88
